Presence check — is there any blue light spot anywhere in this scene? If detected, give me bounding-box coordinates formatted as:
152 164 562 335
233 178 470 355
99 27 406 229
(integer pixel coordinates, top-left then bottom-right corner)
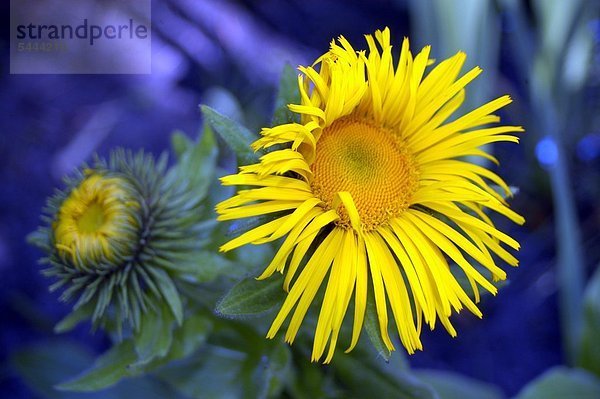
535 137 558 167
577 133 600 162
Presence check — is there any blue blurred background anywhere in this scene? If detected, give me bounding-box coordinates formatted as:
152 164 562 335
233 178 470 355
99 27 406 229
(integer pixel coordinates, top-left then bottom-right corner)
1 0 599 397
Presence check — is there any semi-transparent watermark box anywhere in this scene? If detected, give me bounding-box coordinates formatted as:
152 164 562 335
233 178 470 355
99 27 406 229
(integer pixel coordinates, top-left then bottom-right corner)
10 0 151 74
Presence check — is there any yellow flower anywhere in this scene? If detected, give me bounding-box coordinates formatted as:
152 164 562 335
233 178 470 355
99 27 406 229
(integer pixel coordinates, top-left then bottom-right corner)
32 148 216 331
216 28 524 363
53 173 140 269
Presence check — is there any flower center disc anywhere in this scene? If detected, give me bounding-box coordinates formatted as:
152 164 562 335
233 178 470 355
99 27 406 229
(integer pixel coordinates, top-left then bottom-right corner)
77 202 106 233
311 117 418 230
54 174 140 268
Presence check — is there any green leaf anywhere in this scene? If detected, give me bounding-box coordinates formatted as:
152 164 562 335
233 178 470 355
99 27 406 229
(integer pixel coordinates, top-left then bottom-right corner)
54 303 94 334
123 311 212 377
171 126 218 200
147 267 184 325
239 342 293 399
56 339 138 392
271 64 300 126
242 354 270 399
170 130 193 160
168 311 213 360
414 370 504 399
156 345 248 399
515 367 600 399
127 311 213 376
11 339 184 399
201 105 259 165
27 228 51 251
164 250 239 283
364 289 392 361
335 352 438 399
191 251 240 281
265 343 292 398
215 275 286 318
133 302 174 366
289 360 337 399
579 264 600 376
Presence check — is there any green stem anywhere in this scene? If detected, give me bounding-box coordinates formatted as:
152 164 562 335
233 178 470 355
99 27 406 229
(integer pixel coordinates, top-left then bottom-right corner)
503 0 586 366
540 97 584 366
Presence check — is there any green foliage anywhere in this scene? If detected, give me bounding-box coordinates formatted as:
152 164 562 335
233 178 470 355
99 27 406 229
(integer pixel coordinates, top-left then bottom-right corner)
54 311 213 392
170 130 193 159
56 339 139 392
10 339 184 399
216 275 286 318
579 265 600 376
271 63 301 126
147 267 184 325
133 303 175 366
364 290 392 361
414 370 504 399
167 311 213 360
335 350 437 399
161 250 238 284
167 126 218 200
264 343 293 397
201 104 259 165
152 318 291 399
156 346 246 398
515 367 600 399
53 303 94 334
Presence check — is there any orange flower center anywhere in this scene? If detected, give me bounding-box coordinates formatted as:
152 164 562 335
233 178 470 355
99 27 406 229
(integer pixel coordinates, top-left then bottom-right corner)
311 117 418 230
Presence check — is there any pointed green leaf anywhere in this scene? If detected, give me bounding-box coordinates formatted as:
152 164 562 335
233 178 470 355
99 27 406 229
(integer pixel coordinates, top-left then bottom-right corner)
133 303 174 366
12 340 186 398
216 275 285 318
364 290 392 361
579 265 600 376
170 130 193 160
414 370 504 399
271 64 300 126
127 311 213 375
171 126 218 200
515 367 600 399
201 105 258 165
147 267 184 325
56 340 138 392
54 303 94 334
27 228 52 251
